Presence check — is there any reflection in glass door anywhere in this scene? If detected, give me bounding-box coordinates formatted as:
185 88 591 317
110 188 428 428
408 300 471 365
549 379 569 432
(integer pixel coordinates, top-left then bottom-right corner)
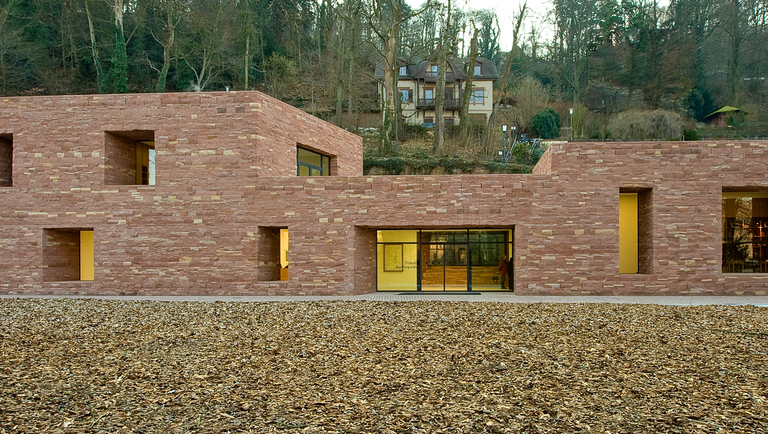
420 242 445 291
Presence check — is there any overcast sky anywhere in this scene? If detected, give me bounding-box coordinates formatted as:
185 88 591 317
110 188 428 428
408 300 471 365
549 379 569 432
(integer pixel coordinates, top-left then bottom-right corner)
405 0 671 52
405 0 552 51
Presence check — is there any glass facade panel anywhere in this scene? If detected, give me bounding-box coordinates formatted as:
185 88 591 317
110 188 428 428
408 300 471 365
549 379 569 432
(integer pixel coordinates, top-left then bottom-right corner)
377 229 513 291
377 230 418 291
723 192 768 273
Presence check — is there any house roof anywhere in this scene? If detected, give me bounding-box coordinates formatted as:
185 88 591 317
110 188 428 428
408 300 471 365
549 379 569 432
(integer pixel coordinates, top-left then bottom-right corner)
706 106 740 119
374 57 499 81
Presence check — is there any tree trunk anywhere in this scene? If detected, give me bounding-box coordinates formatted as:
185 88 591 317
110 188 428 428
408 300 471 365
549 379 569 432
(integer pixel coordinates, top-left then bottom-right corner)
487 2 526 154
111 0 127 93
432 0 452 155
244 29 250 90
84 0 105 93
156 9 175 93
432 43 447 154
460 27 479 133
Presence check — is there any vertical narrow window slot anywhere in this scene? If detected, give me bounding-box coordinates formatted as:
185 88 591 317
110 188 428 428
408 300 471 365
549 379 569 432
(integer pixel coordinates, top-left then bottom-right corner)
80 231 94 281
0 133 12 187
620 188 653 274
619 193 639 273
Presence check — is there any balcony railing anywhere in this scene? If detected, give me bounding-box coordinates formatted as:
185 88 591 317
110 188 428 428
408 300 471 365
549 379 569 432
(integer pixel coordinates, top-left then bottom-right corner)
416 98 462 110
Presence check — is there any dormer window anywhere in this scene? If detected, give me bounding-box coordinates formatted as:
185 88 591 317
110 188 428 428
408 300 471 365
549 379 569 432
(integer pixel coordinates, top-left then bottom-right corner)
474 64 482 76
428 65 438 77
399 66 407 76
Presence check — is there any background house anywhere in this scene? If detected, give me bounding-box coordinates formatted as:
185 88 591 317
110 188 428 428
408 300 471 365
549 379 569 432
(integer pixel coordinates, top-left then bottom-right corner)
375 57 499 127
706 106 742 127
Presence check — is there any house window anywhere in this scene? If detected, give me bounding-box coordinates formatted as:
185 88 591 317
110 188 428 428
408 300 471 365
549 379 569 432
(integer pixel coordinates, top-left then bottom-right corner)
105 130 155 185
423 117 434 126
399 66 407 76
474 64 481 76
428 65 438 77
424 89 434 102
297 146 331 176
445 118 454 127
43 228 94 282
0 133 12 187
722 190 768 273
470 88 484 104
399 88 412 104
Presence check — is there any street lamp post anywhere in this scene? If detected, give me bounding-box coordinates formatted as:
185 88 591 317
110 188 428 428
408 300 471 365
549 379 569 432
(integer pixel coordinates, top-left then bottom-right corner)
501 125 509 162
569 108 574 141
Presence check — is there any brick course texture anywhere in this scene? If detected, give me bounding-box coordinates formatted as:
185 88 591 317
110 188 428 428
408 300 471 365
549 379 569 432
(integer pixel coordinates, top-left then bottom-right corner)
1 92 767 295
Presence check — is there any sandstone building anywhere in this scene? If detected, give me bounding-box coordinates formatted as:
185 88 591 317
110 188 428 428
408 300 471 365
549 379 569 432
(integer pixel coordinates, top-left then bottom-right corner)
1 92 767 295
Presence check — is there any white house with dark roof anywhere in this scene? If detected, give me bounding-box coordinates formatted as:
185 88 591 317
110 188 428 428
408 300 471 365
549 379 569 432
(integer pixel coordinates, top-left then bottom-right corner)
375 57 499 126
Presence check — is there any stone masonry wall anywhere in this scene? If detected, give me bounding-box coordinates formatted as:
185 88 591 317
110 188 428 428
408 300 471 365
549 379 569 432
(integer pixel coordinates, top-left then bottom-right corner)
0 91 766 295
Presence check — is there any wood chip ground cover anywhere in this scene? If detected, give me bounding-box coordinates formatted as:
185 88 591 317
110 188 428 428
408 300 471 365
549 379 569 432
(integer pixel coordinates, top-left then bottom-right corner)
1 300 766 433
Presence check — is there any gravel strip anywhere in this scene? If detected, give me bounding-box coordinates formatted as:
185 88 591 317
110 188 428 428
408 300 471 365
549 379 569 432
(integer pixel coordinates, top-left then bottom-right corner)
1 299 767 433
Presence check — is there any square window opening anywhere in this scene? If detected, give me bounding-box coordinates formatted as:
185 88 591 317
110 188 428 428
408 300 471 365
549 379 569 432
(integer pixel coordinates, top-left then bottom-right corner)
104 130 155 185
43 228 94 282
722 189 768 273
0 133 12 187
297 146 332 176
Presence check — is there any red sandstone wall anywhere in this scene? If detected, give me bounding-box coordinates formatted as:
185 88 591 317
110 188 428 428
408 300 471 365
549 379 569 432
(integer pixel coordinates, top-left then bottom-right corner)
532 144 553 175
1 92 767 296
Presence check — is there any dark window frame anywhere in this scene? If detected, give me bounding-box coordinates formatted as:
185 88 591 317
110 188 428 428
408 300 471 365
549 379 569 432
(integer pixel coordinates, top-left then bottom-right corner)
297 146 331 176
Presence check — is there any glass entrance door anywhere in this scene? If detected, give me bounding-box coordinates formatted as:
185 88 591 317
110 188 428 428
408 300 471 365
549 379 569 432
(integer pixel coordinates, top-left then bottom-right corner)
420 231 471 292
420 242 446 291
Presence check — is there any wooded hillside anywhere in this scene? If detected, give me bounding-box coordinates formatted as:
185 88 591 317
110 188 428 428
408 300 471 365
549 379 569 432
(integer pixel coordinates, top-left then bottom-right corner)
1 0 766 141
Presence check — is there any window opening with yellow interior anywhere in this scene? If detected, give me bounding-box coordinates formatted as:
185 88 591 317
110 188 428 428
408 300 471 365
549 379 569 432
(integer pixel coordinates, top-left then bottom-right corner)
297 146 331 176
376 229 514 292
723 190 768 273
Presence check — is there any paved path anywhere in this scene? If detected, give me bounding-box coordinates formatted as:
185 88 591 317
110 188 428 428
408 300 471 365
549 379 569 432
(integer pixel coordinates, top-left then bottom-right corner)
2 293 768 306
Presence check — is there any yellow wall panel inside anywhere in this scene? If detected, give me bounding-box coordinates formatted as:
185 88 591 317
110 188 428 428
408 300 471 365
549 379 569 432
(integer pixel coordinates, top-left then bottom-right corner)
619 193 638 273
80 231 94 281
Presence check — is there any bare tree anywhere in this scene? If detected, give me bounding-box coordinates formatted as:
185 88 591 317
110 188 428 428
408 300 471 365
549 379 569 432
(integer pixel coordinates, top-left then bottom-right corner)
485 2 526 155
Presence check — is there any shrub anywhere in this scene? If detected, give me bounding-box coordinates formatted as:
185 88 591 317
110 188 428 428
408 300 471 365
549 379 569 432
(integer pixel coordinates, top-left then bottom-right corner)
530 108 561 139
512 144 533 165
607 110 682 140
400 122 431 140
683 129 700 141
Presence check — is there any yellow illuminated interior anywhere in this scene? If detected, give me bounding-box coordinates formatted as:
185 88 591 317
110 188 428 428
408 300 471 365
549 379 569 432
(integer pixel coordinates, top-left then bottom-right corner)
376 229 513 291
619 193 639 273
80 230 94 281
377 230 418 291
135 141 154 185
280 229 289 280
